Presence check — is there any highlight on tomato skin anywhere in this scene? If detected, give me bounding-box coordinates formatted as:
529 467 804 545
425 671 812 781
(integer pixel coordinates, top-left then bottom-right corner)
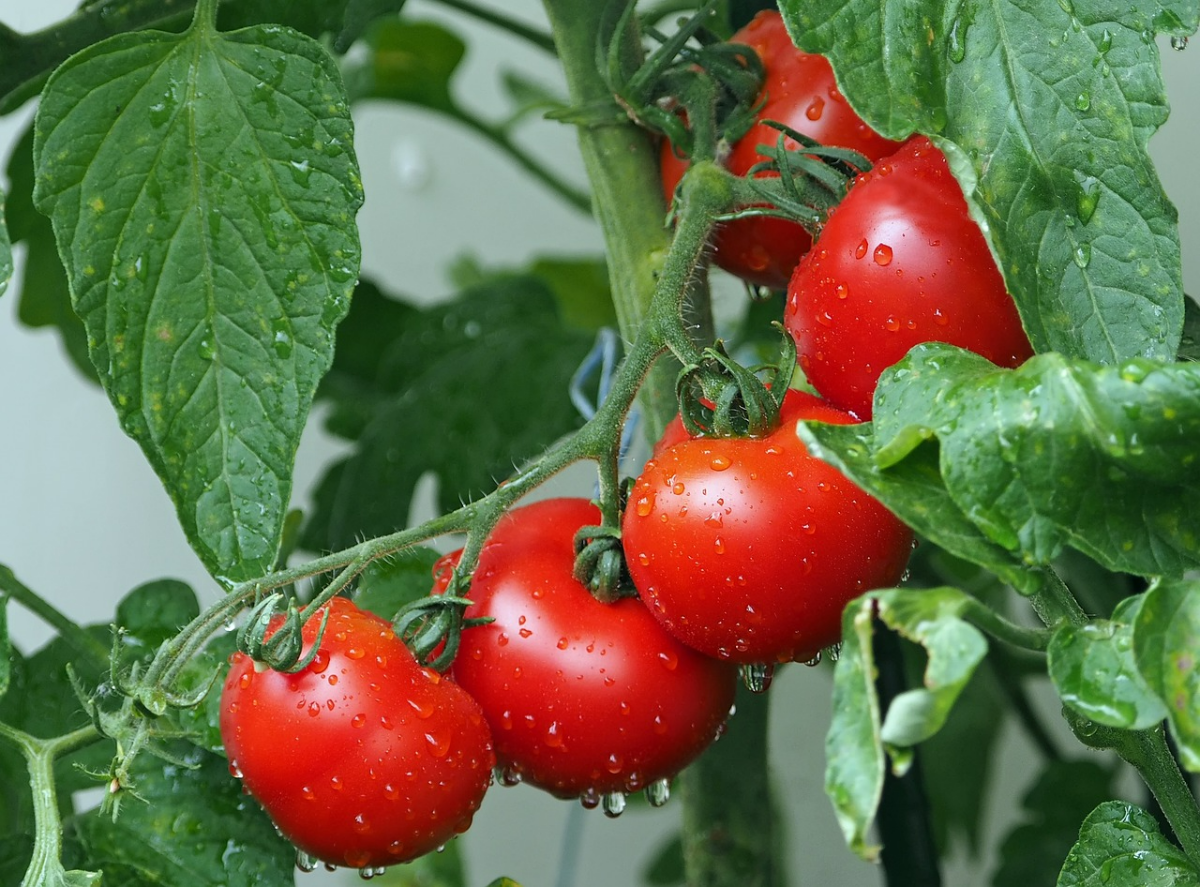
622 389 914 665
218 597 495 872
784 135 1035 420
435 497 738 804
660 9 904 290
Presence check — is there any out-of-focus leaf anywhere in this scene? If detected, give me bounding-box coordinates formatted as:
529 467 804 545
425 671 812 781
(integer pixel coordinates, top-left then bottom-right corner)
1049 594 1167 731
33 14 363 582
1057 800 1200 886
1132 578 1200 770
643 832 686 885
353 547 443 620
825 586 987 861
340 18 464 111
303 277 592 552
115 579 200 652
993 760 1117 887
780 0 1193 364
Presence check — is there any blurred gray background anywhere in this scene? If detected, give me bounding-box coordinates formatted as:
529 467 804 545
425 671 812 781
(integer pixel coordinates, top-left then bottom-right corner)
1 1 1197 885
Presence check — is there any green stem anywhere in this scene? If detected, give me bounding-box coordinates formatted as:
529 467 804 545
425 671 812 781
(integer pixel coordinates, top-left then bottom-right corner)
0 721 103 887
431 0 558 54
190 0 218 31
1115 727 1200 866
679 685 785 887
961 597 1053 652
455 112 592 213
0 564 109 667
1029 568 1089 629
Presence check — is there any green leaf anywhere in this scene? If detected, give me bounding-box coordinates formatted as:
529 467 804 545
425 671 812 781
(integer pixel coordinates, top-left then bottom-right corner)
1048 594 1168 731
170 633 237 756
795 421 1037 593
643 833 686 885
4 122 97 382
820 344 1200 579
115 579 201 651
68 748 294 887
994 760 1118 887
304 277 592 552
1132 578 1200 770
33 16 363 583
1057 800 1200 886
825 586 988 861
353 547 443 620
340 18 464 112
780 0 1192 364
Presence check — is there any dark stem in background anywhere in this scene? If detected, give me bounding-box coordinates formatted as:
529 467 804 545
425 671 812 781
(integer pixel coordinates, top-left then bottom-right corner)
679 684 787 887
873 622 943 887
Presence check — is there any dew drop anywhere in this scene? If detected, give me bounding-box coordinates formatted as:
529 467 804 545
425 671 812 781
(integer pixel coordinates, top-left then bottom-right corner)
635 496 653 517
580 787 601 809
425 731 451 758
805 96 825 120
835 283 849 299
803 651 823 667
296 849 318 872
606 752 624 774
948 15 968 63
1073 242 1092 268
671 481 686 495
855 239 868 259
709 455 731 471
645 779 671 807
885 316 901 332
602 791 627 818
1171 34 1189 50
346 647 365 660
740 662 775 693
873 244 893 266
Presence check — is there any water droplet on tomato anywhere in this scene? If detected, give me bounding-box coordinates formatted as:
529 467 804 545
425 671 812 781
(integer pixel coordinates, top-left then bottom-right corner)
885 316 901 332
384 783 400 801
671 481 686 495
740 662 775 693
855 239 868 259
580 787 601 809
835 283 850 299
296 849 318 872
308 701 321 717
545 721 565 747
803 650 824 667
606 752 624 774
602 791 627 818
228 760 243 778
709 455 731 471
330 775 344 791
353 813 371 834
496 765 522 786
500 709 514 730
497 633 509 647
351 713 367 729
387 840 406 857
345 647 365 660
714 537 726 555
309 650 329 673
557 636 570 650
425 731 452 758
805 96 825 120
635 495 653 516
645 779 671 807
704 512 724 529
873 244 893 265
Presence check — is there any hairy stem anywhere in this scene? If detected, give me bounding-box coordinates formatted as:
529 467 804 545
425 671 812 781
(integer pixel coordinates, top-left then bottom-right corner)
1116 727 1200 866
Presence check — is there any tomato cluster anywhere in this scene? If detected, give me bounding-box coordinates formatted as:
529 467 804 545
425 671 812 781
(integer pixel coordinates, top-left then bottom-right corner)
218 11 1036 876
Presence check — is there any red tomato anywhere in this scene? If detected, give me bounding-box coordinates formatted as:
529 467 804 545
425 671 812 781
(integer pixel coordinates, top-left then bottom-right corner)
439 498 736 801
784 135 1034 419
660 10 902 289
623 390 913 664
219 597 494 871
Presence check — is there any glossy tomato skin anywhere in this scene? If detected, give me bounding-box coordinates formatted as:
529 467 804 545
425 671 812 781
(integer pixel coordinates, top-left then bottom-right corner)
784 135 1034 419
219 598 494 870
660 10 902 289
623 390 913 664
440 498 737 799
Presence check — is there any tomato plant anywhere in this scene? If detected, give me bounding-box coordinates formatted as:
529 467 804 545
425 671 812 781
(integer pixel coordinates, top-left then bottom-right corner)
659 10 902 289
784 135 1035 418
436 498 737 805
219 597 494 871
623 389 913 664
1 0 1198 886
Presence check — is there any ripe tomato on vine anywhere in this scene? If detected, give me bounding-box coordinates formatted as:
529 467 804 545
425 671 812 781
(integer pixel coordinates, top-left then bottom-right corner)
435 498 737 806
784 135 1035 418
622 389 914 665
219 598 494 871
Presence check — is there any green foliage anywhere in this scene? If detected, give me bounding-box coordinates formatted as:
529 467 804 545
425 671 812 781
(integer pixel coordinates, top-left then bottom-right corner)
303 275 593 552
353 547 444 619
32 10 363 583
779 0 1192 364
801 344 1200 582
825 586 988 860
1133 578 1200 769
1058 801 1200 886
64 748 295 887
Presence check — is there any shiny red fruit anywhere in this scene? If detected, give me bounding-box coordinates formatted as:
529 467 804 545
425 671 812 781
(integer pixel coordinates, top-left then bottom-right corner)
438 498 737 800
623 390 913 664
784 135 1035 419
219 597 494 870
660 10 902 289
